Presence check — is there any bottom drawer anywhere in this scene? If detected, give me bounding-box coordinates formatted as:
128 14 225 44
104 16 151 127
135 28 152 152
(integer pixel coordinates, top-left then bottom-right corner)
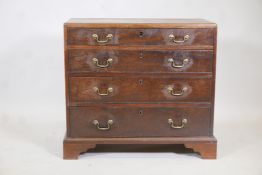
68 106 211 138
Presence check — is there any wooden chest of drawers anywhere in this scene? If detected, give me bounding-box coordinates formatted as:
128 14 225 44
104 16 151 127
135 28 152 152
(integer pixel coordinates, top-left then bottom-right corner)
63 18 217 159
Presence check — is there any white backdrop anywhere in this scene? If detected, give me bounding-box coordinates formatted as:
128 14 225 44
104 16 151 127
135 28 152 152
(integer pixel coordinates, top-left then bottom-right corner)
0 0 262 123
0 0 262 174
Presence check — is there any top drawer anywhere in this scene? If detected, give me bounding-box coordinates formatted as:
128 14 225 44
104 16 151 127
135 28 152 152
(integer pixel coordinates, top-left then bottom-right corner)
66 28 214 46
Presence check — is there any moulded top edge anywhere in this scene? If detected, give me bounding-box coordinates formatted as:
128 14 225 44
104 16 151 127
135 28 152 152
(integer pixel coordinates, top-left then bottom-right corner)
64 18 217 28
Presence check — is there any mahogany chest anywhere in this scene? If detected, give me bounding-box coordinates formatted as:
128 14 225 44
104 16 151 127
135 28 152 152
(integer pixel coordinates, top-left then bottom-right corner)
63 18 217 159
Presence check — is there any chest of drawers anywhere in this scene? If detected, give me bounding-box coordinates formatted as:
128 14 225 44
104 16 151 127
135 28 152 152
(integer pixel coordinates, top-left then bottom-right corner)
63 18 217 159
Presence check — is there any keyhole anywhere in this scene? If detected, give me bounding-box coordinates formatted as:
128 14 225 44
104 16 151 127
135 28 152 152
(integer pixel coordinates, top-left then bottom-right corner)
139 110 143 116
139 79 143 85
139 31 144 37
139 52 143 59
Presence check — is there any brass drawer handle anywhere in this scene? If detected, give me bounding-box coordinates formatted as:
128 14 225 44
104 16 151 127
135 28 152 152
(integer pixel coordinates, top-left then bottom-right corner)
168 58 189 68
169 34 189 43
92 33 113 43
167 86 187 96
93 87 113 96
168 118 187 129
93 120 113 131
92 58 113 68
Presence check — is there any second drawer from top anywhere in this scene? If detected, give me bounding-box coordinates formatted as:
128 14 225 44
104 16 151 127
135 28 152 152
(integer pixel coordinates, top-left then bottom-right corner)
67 50 213 74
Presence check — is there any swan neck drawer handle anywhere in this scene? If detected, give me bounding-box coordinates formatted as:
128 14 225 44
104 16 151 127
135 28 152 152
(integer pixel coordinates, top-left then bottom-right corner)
92 58 113 68
93 120 113 131
93 87 113 96
168 58 189 68
168 118 187 129
167 86 187 96
169 34 189 43
92 33 113 43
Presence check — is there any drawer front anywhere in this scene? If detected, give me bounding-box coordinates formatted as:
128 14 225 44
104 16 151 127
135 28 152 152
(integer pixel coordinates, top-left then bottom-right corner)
69 106 211 138
68 50 213 73
69 77 212 103
67 28 214 46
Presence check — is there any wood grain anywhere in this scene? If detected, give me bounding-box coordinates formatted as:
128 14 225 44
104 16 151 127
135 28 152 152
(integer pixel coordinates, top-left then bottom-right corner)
64 18 217 28
68 50 213 74
63 18 217 159
64 136 217 159
68 76 212 103
67 28 214 46
68 106 211 138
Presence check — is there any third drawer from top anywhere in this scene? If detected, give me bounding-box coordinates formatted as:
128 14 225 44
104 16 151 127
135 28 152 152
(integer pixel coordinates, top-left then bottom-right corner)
68 76 212 104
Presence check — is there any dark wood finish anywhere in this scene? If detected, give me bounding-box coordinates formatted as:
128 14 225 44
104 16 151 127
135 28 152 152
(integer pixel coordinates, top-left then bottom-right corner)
63 141 96 159
65 136 217 144
64 136 217 159
68 50 213 73
64 18 217 28
69 76 212 103
68 72 212 78
67 28 214 46
68 106 211 137
185 142 217 159
68 102 211 108
67 45 214 50
63 18 217 159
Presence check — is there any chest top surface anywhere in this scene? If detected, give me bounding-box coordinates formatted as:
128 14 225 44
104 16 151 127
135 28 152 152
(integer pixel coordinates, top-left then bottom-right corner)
64 18 216 28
